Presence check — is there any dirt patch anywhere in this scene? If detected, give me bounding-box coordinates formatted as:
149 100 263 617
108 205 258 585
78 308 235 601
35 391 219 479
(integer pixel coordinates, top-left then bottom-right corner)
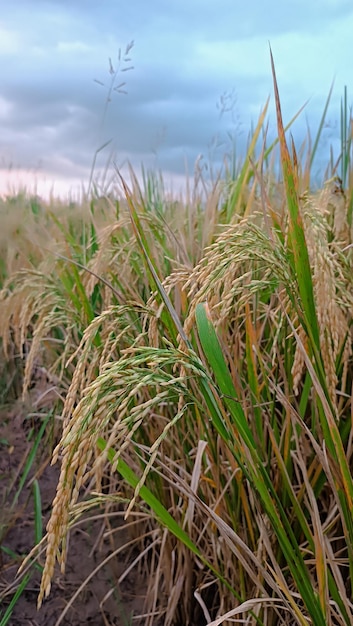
0 408 152 626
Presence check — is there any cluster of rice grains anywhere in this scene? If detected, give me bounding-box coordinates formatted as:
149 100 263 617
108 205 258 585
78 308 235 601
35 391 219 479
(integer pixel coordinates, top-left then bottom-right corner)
292 177 353 408
35 177 353 611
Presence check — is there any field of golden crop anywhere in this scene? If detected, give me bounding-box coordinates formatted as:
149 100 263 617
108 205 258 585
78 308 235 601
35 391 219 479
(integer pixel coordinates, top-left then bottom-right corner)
1 70 353 626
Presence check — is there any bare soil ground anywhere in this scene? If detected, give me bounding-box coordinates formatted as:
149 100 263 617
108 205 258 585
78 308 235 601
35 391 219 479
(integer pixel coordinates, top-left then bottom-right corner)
0 407 151 626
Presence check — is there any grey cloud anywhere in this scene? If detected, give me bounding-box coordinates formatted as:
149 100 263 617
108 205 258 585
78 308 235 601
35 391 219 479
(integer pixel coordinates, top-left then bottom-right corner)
0 0 351 187
5 0 353 59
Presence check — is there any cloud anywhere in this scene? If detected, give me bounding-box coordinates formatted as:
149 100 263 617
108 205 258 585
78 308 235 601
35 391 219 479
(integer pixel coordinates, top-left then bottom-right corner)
0 0 353 195
0 25 22 55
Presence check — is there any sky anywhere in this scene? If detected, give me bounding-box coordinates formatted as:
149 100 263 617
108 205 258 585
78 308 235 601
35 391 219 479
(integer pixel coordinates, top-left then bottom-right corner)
1 0 353 198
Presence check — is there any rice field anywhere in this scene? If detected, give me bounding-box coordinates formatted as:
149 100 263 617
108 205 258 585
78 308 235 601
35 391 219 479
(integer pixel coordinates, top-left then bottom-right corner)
1 66 353 626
